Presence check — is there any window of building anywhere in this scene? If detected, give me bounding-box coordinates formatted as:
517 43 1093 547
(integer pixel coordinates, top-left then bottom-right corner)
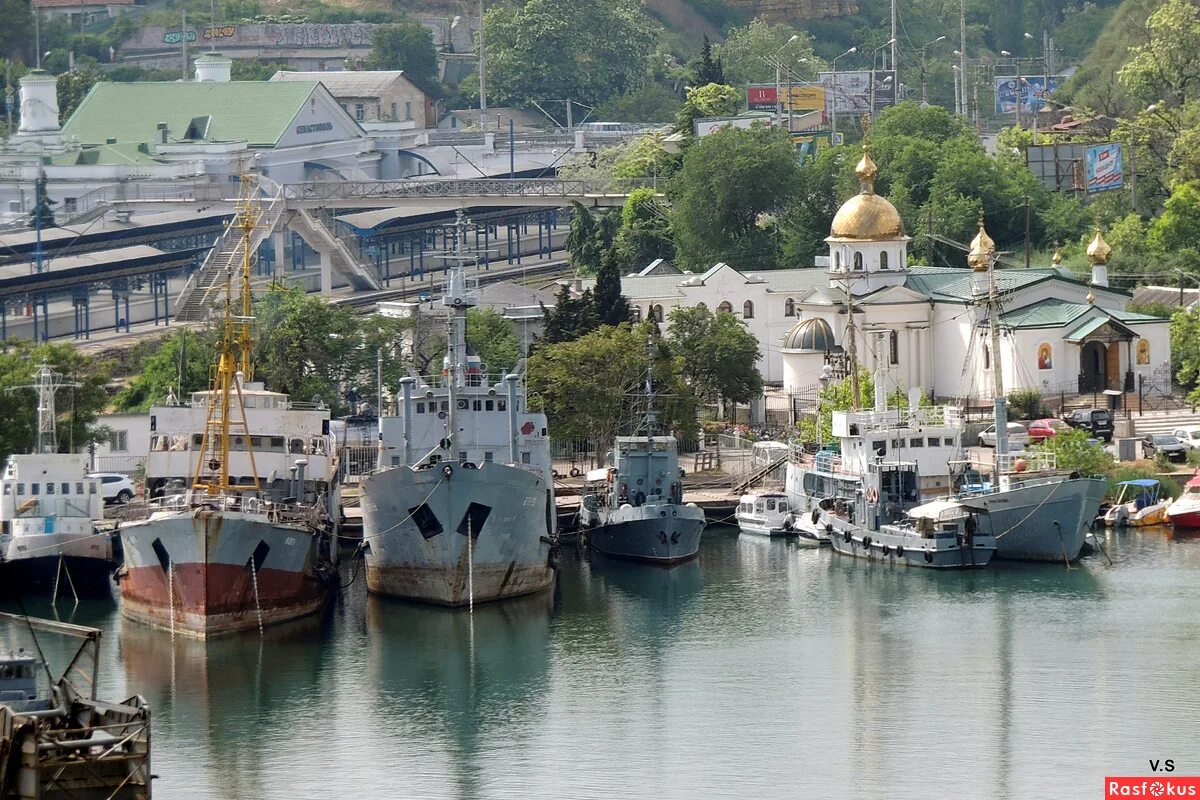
451 116 458 128
61 482 69 495
45 482 54 494
718 301 733 314
459 451 468 461
742 300 754 319
484 452 494 462
64 197 77 214
909 438 924 448
416 402 425 413
109 430 128 452
405 101 413 121
784 298 795 317
853 252 864 271
652 304 664 322
30 483 38 496
354 103 365 121
983 345 991 370
485 400 494 411
834 251 841 270
16 484 24 496
76 482 83 495
521 452 531 464
880 251 889 270
391 102 398 120
890 331 899 365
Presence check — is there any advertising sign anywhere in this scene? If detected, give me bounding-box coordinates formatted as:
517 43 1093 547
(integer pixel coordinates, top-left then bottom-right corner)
818 71 895 114
1085 143 1124 193
994 75 1063 114
746 85 827 114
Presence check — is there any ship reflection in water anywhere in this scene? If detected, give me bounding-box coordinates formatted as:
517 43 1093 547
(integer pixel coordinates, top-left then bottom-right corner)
5 528 1200 799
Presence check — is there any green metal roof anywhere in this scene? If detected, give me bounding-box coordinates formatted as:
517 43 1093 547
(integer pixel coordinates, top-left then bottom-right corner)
1000 297 1094 329
62 81 321 148
1065 315 1137 342
904 265 1099 303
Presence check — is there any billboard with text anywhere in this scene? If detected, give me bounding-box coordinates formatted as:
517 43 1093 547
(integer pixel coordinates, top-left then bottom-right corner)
817 71 895 114
994 75 1063 114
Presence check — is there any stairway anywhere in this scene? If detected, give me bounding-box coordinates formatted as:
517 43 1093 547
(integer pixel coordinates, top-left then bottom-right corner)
1131 411 1200 437
289 208 382 292
175 182 285 322
731 455 788 494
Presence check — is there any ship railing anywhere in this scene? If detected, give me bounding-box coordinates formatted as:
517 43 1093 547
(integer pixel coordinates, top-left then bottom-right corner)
996 450 1058 473
838 405 964 430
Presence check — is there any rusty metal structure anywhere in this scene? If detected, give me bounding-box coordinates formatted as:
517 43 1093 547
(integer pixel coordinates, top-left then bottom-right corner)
0 613 151 799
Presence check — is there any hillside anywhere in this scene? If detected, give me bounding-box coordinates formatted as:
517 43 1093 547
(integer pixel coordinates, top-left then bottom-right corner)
1058 0 1159 116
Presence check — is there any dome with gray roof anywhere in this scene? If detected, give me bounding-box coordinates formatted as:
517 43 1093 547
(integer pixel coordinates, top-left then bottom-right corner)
782 317 837 352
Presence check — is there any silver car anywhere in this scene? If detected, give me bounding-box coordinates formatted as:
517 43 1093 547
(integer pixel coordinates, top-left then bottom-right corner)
978 422 1029 448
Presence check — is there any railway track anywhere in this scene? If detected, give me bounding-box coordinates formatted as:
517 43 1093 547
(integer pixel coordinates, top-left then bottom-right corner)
331 254 572 309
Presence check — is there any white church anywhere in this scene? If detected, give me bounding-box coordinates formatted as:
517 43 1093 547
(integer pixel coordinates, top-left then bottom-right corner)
616 148 1170 405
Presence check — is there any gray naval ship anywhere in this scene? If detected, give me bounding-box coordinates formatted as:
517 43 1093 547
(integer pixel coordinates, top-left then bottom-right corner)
360 217 556 606
579 361 706 564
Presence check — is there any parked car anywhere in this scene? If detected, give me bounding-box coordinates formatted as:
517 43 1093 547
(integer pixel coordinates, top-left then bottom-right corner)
1173 428 1200 450
978 422 1029 448
1028 418 1071 443
1064 408 1115 442
1142 434 1188 462
86 472 136 504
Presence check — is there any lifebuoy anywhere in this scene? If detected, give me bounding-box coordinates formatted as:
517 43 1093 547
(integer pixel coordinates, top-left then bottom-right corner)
866 487 879 504
442 464 454 480
863 536 872 550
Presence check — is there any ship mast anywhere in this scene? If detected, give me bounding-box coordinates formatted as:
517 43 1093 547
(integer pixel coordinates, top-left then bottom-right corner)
967 215 1009 463
192 176 261 495
441 210 476 458
9 364 80 454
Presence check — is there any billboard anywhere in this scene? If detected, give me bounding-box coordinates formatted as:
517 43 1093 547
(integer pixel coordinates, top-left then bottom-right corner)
1085 143 1124 193
994 75 1063 114
818 71 895 114
746 84 827 114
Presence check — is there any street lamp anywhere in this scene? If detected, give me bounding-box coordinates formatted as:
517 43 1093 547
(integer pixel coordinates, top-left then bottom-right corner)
831 46 857 141
920 36 946 106
775 34 800 124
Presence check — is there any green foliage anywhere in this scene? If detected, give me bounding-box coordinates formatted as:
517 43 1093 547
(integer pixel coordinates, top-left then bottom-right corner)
28 174 56 230
1119 0 1200 108
665 305 762 412
673 82 741 135
1149 181 1200 253
614 135 679 181
1155 451 1176 472
1029 427 1114 477
1109 465 1181 499
565 204 619 275
615 188 675 270
667 124 800 269
465 308 521 377
594 249 632 326
1187 447 1200 467
714 20 822 88
230 59 280 81
796 370 914 444
115 329 218 412
0 342 110 464
538 284 600 346
693 34 725 87
1007 388 1048 419
56 67 102 123
778 145 847 269
1171 307 1200 399
365 22 438 82
480 0 655 108
527 322 695 450
0 0 34 61
595 83 682 124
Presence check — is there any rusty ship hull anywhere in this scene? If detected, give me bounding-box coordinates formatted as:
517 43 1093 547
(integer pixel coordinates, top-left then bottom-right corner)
117 507 329 638
360 462 555 606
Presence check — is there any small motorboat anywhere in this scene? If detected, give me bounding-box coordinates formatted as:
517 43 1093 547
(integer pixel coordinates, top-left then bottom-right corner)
736 492 796 537
826 498 996 568
1166 473 1200 528
1104 479 1171 527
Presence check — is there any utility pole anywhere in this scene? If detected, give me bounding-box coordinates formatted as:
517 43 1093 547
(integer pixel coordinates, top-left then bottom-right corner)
35 8 42 69
4 60 12 135
181 9 188 82
958 0 967 117
1023 195 1031 269
890 0 898 101
477 0 487 131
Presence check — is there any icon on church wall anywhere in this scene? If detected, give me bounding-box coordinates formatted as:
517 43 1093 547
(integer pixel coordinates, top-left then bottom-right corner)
1037 343 1052 370
1137 339 1150 365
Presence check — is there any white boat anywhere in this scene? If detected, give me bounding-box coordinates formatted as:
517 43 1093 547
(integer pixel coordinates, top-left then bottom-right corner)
0 364 111 596
735 492 796 537
1166 474 1200 528
1104 479 1170 527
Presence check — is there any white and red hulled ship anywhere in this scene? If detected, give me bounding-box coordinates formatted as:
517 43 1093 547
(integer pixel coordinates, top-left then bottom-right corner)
1167 473 1200 528
117 185 338 637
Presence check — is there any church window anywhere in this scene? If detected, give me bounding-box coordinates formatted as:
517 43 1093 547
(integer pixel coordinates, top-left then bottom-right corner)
880 251 889 270
853 252 864 271
743 300 754 319
718 301 733 314
889 331 899 365
784 298 795 317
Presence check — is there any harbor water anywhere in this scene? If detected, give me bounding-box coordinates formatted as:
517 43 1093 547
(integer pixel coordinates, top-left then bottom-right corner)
4 525 1200 799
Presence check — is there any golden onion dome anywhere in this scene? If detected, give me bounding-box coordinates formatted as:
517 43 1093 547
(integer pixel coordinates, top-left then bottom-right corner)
1086 227 1111 265
1051 246 1063 265
967 216 996 272
828 146 905 241
1086 291 1096 304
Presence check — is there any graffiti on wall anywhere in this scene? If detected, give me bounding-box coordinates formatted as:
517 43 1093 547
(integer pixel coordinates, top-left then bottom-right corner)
155 23 376 49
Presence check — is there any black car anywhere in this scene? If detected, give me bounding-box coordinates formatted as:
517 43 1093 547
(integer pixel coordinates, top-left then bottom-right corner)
1143 433 1188 462
1064 408 1115 442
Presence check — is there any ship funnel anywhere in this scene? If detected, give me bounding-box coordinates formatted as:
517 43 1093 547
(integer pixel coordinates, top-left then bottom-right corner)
400 377 415 467
505 374 519 465
294 458 308 503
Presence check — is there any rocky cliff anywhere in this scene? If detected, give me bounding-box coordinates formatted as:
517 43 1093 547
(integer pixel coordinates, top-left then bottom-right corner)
724 0 859 22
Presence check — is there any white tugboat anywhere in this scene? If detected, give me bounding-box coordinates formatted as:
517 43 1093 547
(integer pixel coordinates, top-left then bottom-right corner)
360 213 556 605
0 364 110 597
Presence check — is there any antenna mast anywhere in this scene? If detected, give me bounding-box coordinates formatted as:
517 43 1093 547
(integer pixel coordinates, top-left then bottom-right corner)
9 363 80 454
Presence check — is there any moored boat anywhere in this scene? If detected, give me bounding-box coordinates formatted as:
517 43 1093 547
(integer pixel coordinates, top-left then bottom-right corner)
826 498 996 568
1166 474 1200 527
735 492 798 537
1104 479 1171 527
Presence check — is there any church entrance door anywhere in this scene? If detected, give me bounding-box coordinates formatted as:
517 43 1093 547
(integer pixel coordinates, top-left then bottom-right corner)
1080 341 1107 394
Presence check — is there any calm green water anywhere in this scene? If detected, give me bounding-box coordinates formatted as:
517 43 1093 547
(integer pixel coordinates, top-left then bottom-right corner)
4 526 1200 799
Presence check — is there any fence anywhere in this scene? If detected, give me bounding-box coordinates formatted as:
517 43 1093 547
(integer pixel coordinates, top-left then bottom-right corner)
340 445 379 483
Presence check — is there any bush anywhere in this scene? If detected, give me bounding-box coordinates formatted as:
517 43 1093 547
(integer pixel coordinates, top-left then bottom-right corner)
1007 388 1048 420
1108 465 1182 500
1187 448 1200 467
1155 452 1175 472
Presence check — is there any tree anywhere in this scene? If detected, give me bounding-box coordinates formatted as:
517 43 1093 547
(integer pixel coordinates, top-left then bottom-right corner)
797 370 917 444
593 248 631 326
28 173 57 230
114 328 217 412
1172 306 1200 400
615 187 675 270
230 59 279 81
565 203 618 275
1149 180 1200 253
1029 428 1114 476
56 67 101 122
668 124 801 269
715 20 822 87
0 342 110 464
665 305 762 417
1119 0 1200 108
538 284 599 346
673 82 741 136
365 21 438 83
595 83 681 124
693 35 725 87
466 308 521 378
527 322 695 452
479 0 655 109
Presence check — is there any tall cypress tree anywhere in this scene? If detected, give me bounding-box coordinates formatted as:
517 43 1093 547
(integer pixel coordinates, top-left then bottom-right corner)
694 35 725 87
594 247 632 326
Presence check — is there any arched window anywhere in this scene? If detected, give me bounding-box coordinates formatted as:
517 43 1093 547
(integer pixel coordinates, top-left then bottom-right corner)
784 298 795 317
743 300 754 319
833 251 841 270
652 304 664 322
880 251 889 270
983 345 991 370
717 301 733 314
853 252 864 271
